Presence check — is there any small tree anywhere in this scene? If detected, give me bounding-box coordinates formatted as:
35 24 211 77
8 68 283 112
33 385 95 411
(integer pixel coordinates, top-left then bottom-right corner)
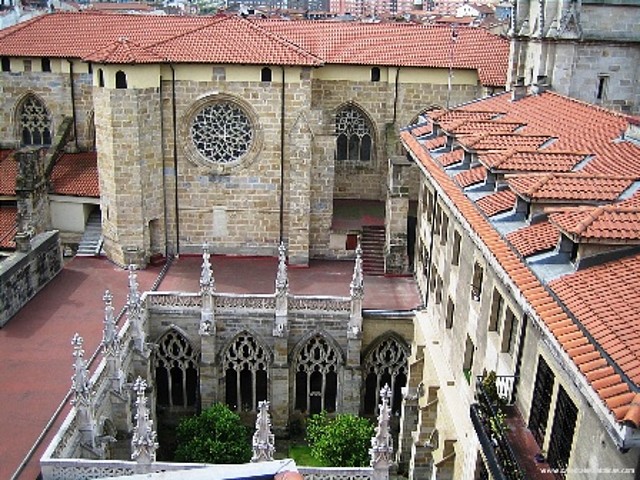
174 403 252 464
306 412 375 467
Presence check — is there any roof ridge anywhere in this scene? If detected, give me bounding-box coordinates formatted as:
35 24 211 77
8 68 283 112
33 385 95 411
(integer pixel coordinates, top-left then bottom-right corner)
527 172 555 196
575 205 606 235
544 90 640 124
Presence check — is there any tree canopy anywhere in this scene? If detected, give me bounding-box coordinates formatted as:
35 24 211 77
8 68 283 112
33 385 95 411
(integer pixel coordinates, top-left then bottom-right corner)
306 412 374 467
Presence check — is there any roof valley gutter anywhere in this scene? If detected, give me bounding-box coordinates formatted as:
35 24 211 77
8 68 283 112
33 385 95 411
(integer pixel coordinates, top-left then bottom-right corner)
279 65 285 245
170 64 180 256
67 59 78 151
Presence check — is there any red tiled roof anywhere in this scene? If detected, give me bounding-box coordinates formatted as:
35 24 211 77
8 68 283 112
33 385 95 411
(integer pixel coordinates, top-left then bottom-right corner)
0 150 17 196
257 20 509 85
476 189 516 216
401 112 638 425
506 221 559 257
459 91 640 176
454 165 486 188
507 173 636 203
410 124 432 137
444 120 522 136
0 13 509 84
437 148 464 167
479 150 587 173
548 205 640 243
0 205 17 249
84 38 167 64
459 133 551 151
50 152 100 198
550 254 640 388
424 136 447 150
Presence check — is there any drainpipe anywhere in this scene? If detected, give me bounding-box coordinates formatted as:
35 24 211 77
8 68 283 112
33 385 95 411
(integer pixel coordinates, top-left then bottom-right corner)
159 75 169 259
392 66 400 125
279 66 285 244
170 64 180 256
422 192 438 307
67 59 78 151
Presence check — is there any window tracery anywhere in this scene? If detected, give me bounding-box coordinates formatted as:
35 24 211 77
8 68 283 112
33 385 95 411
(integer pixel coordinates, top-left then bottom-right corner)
362 337 408 415
295 335 339 414
154 329 199 409
335 106 373 162
224 332 270 412
190 101 254 165
19 95 51 146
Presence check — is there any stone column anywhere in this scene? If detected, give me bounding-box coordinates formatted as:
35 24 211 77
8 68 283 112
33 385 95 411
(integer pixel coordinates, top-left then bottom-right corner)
14 148 50 251
343 247 363 414
102 290 124 394
385 156 411 274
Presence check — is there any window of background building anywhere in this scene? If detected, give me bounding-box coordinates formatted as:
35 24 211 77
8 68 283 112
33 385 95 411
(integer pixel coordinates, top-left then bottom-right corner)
445 297 455 329
488 289 503 331
155 329 199 409
500 308 518 353
596 75 608 101
335 106 373 163
1 56 10 72
224 332 269 412
529 356 554 447
463 336 474 383
41 58 51 72
546 386 578 479
295 335 338 414
261 67 272 82
115 70 127 89
471 262 483 301
440 213 449 245
371 67 380 82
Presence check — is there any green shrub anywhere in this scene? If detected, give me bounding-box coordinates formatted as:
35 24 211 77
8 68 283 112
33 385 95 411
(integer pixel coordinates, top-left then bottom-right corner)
306 412 374 467
174 403 252 464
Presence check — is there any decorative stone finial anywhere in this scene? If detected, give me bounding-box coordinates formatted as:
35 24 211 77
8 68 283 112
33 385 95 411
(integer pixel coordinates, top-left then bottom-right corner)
275 242 288 293
370 384 393 474
350 243 364 300
251 401 275 463
71 333 92 407
127 264 140 307
102 290 116 351
131 377 158 464
200 243 215 293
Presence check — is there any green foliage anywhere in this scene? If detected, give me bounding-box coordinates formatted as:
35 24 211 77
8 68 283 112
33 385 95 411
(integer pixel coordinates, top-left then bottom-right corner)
174 403 252 464
288 444 326 467
306 412 375 467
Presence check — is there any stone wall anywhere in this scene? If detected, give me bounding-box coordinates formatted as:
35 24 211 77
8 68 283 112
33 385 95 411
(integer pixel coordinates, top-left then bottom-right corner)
0 231 62 326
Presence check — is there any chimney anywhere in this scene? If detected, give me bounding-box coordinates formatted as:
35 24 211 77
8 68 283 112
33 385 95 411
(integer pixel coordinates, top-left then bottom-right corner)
531 75 549 95
511 77 527 102
623 118 640 146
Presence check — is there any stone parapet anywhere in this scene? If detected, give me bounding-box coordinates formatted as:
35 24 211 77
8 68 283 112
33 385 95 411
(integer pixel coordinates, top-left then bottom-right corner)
0 231 62 327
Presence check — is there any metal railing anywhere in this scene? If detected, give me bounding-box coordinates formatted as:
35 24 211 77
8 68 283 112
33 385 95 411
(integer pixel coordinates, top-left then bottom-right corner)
471 375 525 480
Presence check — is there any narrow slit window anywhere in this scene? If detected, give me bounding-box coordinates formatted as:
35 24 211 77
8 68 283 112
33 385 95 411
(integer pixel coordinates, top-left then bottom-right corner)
261 67 272 82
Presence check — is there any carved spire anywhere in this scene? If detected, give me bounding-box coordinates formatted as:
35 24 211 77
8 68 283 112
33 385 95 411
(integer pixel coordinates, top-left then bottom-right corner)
200 243 215 336
71 333 92 407
251 400 275 462
370 384 393 473
273 242 289 337
127 264 140 307
131 377 158 464
350 243 364 300
102 290 117 352
275 241 288 294
200 242 215 293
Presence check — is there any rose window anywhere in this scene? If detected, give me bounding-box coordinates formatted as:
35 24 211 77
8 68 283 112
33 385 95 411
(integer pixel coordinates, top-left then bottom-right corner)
190 102 254 165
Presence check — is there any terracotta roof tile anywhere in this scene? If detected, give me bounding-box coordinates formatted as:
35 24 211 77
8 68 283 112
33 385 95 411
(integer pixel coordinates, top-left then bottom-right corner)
442 119 522 135
622 394 640 428
0 13 509 83
550 254 640 385
437 149 464 167
459 91 640 176
424 136 447 150
479 150 586 172
50 152 100 198
475 189 516 216
459 134 550 151
401 90 640 425
548 205 640 243
507 173 635 203
0 205 17 249
454 165 486 188
506 221 559 257
0 150 17 196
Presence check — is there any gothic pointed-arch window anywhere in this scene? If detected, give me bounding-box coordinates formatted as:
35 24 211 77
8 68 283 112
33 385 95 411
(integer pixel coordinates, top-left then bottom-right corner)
19 95 52 146
362 336 408 415
294 335 339 414
155 329 199 409
223 332 270 412
115 70 127 89
335 106 373 163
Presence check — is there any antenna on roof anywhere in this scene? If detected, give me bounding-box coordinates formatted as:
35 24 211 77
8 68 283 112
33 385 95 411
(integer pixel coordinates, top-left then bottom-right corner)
446 24 458 110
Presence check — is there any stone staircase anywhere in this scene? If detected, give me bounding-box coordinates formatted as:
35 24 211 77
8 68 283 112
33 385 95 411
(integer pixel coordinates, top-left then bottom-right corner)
360 225 385 276
77 211 103 256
